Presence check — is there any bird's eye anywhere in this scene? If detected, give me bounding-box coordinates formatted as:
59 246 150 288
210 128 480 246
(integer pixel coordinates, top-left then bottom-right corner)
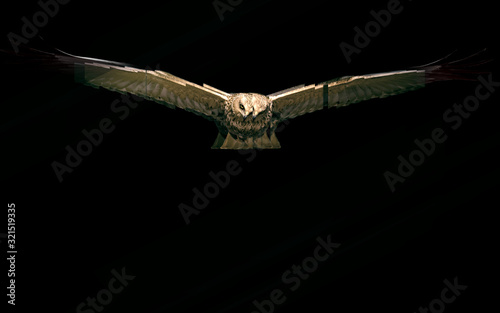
239 104 244 110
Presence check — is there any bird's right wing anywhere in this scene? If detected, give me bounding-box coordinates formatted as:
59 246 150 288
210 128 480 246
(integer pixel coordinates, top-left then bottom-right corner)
76 62 229 119
2 47 229 119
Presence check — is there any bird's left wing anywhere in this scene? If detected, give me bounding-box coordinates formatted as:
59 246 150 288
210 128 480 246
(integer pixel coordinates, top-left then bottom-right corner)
269 51 490 121
269 70 425 120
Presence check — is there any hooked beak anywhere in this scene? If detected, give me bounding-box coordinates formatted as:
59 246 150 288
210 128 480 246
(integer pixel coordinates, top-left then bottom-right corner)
243 114 248 120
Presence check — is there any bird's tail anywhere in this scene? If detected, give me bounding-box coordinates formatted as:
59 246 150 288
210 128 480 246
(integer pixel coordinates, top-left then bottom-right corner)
411 49 493 84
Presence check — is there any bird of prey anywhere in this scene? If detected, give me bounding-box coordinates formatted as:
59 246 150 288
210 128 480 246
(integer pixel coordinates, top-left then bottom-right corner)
3 48 489 149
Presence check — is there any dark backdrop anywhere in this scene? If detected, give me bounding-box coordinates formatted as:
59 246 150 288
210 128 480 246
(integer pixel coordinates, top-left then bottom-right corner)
1 0 498 312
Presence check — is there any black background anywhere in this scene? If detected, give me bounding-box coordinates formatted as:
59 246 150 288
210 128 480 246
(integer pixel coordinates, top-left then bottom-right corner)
1 0 498 312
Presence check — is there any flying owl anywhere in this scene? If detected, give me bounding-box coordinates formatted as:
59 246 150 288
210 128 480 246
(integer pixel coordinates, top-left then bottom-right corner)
3 48 489 149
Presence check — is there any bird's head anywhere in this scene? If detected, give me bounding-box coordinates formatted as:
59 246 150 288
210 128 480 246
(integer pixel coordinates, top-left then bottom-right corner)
231 93 271 120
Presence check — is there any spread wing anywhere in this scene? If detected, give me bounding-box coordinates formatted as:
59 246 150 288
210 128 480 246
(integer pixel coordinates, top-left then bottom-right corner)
75 62 229 119
269 51 490 121
2 47 229 119
269 70 425 120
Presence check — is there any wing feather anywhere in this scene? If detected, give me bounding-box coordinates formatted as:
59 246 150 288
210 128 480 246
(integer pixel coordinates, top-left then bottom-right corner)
269 51 491 121
76 63 228 118
270 70 426 120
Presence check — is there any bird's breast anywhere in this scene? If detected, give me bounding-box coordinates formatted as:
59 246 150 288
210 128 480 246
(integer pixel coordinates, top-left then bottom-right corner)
224 108 272 139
